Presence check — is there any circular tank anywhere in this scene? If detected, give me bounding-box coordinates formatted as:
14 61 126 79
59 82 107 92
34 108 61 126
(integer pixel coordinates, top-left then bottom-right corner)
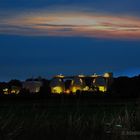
70 77 86 93
50 78 65 94
93 76 107 92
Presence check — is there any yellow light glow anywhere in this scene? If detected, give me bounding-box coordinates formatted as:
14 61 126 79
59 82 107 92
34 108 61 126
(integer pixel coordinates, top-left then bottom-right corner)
3 88 9 94
104 73 110 78
71 86 81 93
98 86 107 92
11 90 16 94
83 86 89 91
3 88 8 92
78 74 85 78
52 86 63 94
64 90 70 94
55 74 64 78
11 86 20 94
11 90 20 94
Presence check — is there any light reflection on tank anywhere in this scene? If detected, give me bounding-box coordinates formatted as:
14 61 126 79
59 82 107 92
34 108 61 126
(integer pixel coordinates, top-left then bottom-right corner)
93 76 107 92
50 78 65 94
70 76 86 93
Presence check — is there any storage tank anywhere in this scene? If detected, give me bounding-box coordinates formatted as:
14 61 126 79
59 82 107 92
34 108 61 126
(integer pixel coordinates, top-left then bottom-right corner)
93 76 107 92
22 81 43 93
50 78 65 94
70 76 86 93
103 72 114 88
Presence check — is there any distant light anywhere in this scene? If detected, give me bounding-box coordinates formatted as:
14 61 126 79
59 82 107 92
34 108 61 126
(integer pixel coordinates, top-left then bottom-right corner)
3 88 8 92
3 88 9 94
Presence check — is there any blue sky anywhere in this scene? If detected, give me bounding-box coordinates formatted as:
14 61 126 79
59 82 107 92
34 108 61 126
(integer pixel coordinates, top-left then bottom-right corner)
0 0 140 81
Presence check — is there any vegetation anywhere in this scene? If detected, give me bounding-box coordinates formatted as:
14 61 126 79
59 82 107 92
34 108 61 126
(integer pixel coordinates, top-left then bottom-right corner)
0 99 139 140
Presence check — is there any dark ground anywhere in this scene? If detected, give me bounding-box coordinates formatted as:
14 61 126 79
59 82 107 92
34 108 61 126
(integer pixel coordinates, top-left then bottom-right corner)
0 97 140 140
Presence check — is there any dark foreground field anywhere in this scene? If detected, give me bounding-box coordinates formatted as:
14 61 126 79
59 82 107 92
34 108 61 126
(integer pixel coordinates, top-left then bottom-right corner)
0 97 140 140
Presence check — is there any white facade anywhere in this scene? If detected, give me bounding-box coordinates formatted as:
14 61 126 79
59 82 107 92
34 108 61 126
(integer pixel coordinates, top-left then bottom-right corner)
22 81 43 93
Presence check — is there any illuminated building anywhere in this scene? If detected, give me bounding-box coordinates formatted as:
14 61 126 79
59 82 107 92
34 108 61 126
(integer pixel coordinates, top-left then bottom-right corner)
0 72 113 95
11 86 21 94
70 76 86 93
92 73 113 92
93 76 107 92
103 72 114 88
1 83 10 94
49 72 113 94
50 76 65 94
22 81 43 93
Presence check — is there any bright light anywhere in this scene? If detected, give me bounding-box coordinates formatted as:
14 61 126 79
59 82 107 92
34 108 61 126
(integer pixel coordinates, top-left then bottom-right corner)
52 86 63 94
71 86 81 93
55 74 64 78
3 88 9 94
104 73 110 78
3 88 8 92
64 90 70 94
78 74 85 78
83 86 89 91
98 86 107 92
35 88 40 93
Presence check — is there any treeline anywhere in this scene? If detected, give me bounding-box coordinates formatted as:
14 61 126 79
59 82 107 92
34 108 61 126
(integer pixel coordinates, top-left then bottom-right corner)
0 75 140 99
109 75 140 98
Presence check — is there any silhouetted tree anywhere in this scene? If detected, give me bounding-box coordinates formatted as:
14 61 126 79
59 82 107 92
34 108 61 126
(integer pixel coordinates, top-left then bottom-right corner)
8 79 22 87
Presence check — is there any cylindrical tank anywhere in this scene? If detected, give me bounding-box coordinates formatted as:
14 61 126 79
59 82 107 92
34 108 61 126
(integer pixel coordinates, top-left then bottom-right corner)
104 72 113 78
93 76 107 92
103 72 114 89
50 78 65 94
70 76 86 93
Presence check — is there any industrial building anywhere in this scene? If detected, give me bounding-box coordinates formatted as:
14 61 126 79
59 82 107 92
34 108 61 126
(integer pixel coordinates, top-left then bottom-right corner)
0 73 113 95
50 73 113 94
22 81 43 93
50 76 65 94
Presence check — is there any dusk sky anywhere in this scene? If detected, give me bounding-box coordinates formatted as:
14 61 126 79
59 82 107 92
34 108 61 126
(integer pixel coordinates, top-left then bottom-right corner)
0 0 140 81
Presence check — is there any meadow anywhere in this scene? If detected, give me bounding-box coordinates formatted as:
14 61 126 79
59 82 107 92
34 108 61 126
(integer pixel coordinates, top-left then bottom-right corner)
0 97 140 140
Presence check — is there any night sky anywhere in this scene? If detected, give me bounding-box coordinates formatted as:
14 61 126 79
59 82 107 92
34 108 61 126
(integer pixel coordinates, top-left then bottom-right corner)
0 0 140 81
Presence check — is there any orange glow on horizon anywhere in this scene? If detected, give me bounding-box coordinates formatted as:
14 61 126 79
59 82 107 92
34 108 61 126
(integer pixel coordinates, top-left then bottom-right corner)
0 11 140 39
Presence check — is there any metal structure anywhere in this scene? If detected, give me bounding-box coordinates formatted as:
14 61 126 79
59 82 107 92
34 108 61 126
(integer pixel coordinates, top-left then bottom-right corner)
50 73 113 93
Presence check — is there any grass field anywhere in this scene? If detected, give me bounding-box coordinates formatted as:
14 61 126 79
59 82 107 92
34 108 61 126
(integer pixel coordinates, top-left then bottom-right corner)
0 97 140 140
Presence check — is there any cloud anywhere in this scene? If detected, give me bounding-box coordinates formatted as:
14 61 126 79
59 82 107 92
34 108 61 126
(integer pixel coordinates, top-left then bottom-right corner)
0 9 140 39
